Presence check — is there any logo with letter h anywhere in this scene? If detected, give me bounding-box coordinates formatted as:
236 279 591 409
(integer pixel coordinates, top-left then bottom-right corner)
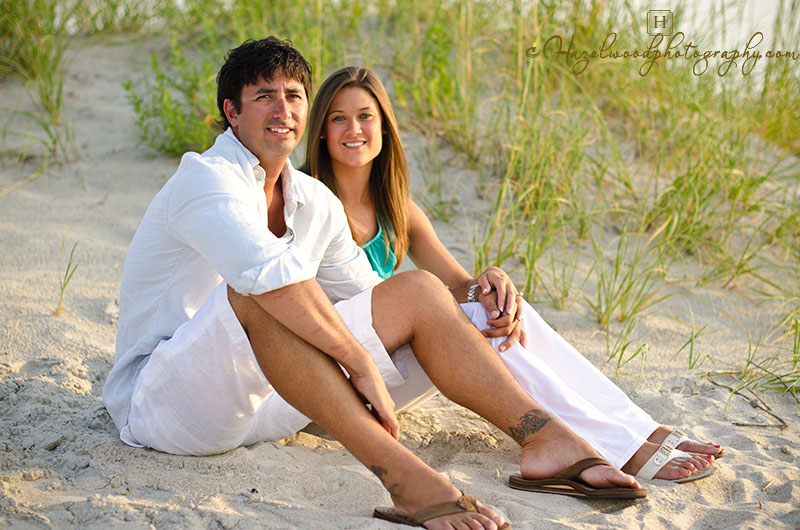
647 10 673 36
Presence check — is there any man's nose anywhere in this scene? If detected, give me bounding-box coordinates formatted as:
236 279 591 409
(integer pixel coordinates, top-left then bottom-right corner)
272 97 291 120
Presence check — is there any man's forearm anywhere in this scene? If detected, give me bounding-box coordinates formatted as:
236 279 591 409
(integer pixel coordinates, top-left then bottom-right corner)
449 285 471 303
250 278 374 376
449 276 480 304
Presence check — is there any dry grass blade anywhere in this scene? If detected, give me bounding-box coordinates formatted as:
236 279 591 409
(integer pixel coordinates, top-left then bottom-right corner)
704 373 790 429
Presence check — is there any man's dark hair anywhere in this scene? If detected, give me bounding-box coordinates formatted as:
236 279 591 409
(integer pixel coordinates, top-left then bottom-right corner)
216 36 312 130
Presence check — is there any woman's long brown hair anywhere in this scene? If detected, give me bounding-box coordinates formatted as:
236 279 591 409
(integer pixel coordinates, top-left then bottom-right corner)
300 66 409 270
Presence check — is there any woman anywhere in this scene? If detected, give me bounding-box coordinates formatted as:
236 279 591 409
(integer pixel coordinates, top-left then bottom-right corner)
301 66 724 485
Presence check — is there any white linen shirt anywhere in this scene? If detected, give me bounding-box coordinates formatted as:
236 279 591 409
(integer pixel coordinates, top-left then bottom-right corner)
103 128 381 432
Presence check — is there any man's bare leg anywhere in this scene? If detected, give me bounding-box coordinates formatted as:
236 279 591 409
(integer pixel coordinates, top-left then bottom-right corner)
227 287 505 530
371 271 640 489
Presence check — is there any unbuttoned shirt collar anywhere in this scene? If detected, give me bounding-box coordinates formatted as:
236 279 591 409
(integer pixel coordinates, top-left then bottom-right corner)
222 127 305 233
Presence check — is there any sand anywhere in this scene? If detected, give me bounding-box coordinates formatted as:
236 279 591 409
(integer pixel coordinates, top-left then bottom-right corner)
1 36 798 529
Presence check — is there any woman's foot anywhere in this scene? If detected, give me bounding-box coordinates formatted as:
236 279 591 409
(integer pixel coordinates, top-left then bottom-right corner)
649 426 724 457
621 440 714 481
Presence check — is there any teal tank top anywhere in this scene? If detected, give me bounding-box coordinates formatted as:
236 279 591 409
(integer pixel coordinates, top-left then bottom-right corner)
361 222 397 279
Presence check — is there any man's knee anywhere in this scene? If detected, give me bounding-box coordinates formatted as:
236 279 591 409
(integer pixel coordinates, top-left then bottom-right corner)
372 270 454 315
389 269 448 294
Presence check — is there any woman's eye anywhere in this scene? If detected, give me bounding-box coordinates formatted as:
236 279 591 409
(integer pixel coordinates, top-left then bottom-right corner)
360 113 373 119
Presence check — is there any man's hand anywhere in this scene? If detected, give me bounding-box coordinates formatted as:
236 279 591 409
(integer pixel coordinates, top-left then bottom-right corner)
474 266 523 322
250 279 399 439
350 364 399 440
472 266 526 351
477 288 527 352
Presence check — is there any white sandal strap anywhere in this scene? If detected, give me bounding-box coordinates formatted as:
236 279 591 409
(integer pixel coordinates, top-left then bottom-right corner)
662 428 690 449
636 442 693 480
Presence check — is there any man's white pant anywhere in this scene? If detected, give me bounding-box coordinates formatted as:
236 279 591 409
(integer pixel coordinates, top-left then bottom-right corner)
123 283 436 455
124 282 657 466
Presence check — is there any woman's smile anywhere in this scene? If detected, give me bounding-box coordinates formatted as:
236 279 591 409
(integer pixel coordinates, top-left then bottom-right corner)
325 86 383 173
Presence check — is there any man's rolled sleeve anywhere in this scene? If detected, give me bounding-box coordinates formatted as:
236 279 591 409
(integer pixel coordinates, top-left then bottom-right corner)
237 244 316 295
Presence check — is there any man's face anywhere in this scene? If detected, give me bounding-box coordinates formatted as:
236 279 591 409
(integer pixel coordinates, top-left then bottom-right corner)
224 73 308 170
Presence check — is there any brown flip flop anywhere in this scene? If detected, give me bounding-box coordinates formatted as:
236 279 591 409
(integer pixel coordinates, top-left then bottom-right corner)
508 457 647 499
373 492 510 528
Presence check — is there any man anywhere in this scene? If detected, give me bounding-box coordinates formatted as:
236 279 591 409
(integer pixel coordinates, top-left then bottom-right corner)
104 37 642 530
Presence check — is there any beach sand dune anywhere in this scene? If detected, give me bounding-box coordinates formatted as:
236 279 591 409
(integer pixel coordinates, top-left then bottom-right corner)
1 37 798 529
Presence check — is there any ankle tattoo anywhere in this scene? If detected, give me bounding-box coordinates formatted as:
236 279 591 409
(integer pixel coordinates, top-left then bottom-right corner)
509 409 552 444
369 465 399 495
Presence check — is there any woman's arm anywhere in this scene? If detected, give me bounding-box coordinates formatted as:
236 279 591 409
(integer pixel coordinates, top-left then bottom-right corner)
406 199 472 292
406 199 526 350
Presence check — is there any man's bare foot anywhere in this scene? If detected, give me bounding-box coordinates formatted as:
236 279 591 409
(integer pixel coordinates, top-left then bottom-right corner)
621 440 714 481
375 464 507 530
514 410 641 490
648 426 724 457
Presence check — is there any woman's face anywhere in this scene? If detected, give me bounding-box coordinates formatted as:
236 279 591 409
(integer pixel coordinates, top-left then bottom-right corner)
324 86 383 177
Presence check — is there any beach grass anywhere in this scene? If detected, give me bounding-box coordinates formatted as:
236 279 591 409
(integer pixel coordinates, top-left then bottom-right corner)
53 240 80 316
413 134 457 222
0 0 78 160
671 308 710 370
584 217 675 328
603 316 648 386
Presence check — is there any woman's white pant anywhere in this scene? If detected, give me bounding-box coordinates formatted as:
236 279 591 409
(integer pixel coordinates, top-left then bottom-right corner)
449 300 659 468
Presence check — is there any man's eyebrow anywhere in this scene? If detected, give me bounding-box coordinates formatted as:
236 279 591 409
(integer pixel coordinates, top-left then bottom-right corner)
254 86 304 96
